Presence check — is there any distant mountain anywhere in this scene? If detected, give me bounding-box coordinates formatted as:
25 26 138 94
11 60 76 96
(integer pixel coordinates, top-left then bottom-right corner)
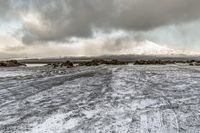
131 41 174 55
130 40 200 56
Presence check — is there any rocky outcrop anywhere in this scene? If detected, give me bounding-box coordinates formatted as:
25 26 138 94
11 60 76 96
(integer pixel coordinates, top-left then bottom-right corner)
134 60 176 65
189 62 200 66
104 60 129 65
47 61 74 68
0 60 26 67
61 61 74 68
47 59 128 68
78 59 128 66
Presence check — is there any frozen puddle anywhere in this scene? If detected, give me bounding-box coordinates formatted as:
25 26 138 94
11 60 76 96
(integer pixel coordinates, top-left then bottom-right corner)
0 65 200 133
26 64 46 67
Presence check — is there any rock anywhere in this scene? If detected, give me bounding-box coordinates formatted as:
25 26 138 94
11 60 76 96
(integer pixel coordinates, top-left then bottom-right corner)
189 62 200 66
196 63 200 66
134 60 176 65
105 59 128 65
47 61 74 68
0 60 26 67
61 61 74 68
79 60 100 66
78 59 128 66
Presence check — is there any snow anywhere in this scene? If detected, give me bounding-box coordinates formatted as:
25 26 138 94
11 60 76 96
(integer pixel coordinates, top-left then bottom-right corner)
28 113 80 133
28 114 67 133
125 40 200 56
0 64 200 132
26 64 46 67
133 40 174 55
0 70 32 78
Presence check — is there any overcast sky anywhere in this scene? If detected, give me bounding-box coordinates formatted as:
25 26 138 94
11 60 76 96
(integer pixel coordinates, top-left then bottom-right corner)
0 0 200 58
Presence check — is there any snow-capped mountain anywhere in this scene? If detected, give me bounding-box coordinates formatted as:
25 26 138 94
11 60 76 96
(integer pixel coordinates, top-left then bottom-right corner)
132 41 175 55
129 40 200 56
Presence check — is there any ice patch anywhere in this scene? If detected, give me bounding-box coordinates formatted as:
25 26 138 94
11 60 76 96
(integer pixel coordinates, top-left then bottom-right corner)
26 64 46 67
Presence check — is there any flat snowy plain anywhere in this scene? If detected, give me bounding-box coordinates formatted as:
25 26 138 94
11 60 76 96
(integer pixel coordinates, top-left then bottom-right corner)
0 64 200 133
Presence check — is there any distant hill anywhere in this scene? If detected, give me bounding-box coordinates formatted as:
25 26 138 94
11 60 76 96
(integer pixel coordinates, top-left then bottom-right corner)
18 54 200 64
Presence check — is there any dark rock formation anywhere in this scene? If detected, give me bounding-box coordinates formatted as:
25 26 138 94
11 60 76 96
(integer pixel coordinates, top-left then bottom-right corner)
78 59 128 66
189 62 200 66
0 60 26 67
47 63 60 68
61 61 74 68
134 60 176 65
47 61 74 68
78 60 100 66
104 60 128 65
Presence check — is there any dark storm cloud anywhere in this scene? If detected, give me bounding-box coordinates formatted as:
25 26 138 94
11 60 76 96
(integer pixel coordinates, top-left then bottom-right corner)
1 0 200 44
0 0 28 20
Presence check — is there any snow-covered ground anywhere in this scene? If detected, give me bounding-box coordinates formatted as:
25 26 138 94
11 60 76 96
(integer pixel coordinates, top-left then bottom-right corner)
0 64 200 133
0 69 32 78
